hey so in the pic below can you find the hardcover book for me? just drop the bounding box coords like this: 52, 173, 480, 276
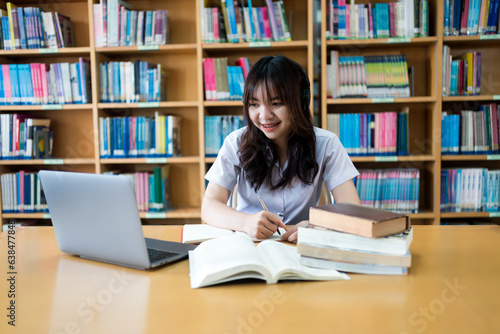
309, 203, 410, 238
188, 234, 349, 288
298, 224, 413, 255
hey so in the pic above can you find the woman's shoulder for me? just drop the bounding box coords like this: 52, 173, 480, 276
225, 126, 248, 144
313, 127, 339, 142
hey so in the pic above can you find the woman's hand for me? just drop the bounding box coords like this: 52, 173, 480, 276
280, 220, 309, 243
244, 211, 286, 239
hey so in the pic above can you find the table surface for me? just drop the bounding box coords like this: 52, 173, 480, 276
1, 225, 500, 334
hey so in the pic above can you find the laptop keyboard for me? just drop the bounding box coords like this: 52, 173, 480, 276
147, 248, 180, 263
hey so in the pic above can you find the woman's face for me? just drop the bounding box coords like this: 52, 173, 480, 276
248, 84, 292, 149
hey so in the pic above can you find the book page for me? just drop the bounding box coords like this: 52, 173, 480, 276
189, 235, 272, 288
182, 224, 235, 243
234, 227, 286, 242
256, 241, 350, 283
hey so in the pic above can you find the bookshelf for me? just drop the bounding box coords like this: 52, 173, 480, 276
0, 0, 314, 227
2, 0, 498, 228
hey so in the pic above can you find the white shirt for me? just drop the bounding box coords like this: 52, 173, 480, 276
205, 127, 359, 225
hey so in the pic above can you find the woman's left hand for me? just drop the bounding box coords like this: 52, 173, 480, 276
280, 220, 309, 243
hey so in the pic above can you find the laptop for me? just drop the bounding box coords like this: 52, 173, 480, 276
39, 170, 197, 270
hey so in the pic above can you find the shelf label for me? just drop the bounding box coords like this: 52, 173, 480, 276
42, 104, 63, 110
490, 212, 500, 218
375, 156, 398, 162
388, 37, 411, 43
138, 45, 159, 51
145, 212, 167, 219
39, 48, 59, 54
43, 213, 51, 219
249, 41, 271, 48
479, 34, 500, 40
138, 102, 160, 108
146, 157, 168, 164
44, 159, 64, 165
487, 154, 500, 160
372, 98, 395, 103
493, 95, 500, 101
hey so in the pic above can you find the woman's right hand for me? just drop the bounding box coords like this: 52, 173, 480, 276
244, 211, 286, 239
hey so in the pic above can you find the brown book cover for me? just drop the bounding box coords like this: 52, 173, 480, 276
309, 203, 410, 238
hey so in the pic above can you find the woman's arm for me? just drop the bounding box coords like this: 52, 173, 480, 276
201, 181, 285, 239
331, 179, 361, 205
280, 180, 360, 242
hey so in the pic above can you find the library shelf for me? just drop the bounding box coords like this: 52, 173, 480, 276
0, 158, 96, 166
97, 101, 199, 109
100, 156, 200, 164
326, 97, 436, 105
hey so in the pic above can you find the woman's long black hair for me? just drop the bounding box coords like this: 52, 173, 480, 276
239, 55, 318, 191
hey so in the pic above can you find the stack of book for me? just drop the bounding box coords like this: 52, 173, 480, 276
1, 171, 48, 213
355, 168, 420, 213
327, 108, 409, 156
99, 61, 166, 103
440, 168, 500, 213
205, 115, 245, 157
0, 115, 52, 160
0, 59, 91, 105
443, 0, 500, 36
441, 105, 500, 155
298, 203, 412, 275
200, 0, 291, 44
202, 57, 248, 101
326, 0, 429, 40
93, 0, 169, 47
0, 3, 74, 50
442, 46, 482, 97
98, 112, 181, 158
327, 51, 411, 99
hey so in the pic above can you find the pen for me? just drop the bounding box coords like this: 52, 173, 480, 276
257, 196, 281, 236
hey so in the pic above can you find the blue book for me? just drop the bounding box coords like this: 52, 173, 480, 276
17, 7, 27, 49
0, 68, 4, 105
35, 8, 44, 48
2, 17, 12, 50
145, 11, 153, 45
123, 117, 129, 157
225, 0, 239, 42
490, 0, 500, 34
113, 62, 120, 103
247, 0, 256, 40
126, 10, 131, 46
338, 3, 346, 39
354, 113, 361, 155
9, 64, 21, 105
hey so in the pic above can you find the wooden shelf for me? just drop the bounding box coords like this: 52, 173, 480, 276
442, 95, 500, 102
139, 207, 201, 219
327, 97, 436, 104
202, 40, 309, 50
443, 35, 500, 44
98, 101, 199, 109
326, 36, 438, 46
100, 156, 200, 164
0, 104, 93, 111
95, 43, 197, 54
0, 47, 91, 57
442, 154, 500, 161
441, 212, 500, 219
0, 158, 96, 166
351, 155, 435, 163
203, 100, 243, 107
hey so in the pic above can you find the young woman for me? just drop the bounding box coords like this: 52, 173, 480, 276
202, 55, 360, 242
